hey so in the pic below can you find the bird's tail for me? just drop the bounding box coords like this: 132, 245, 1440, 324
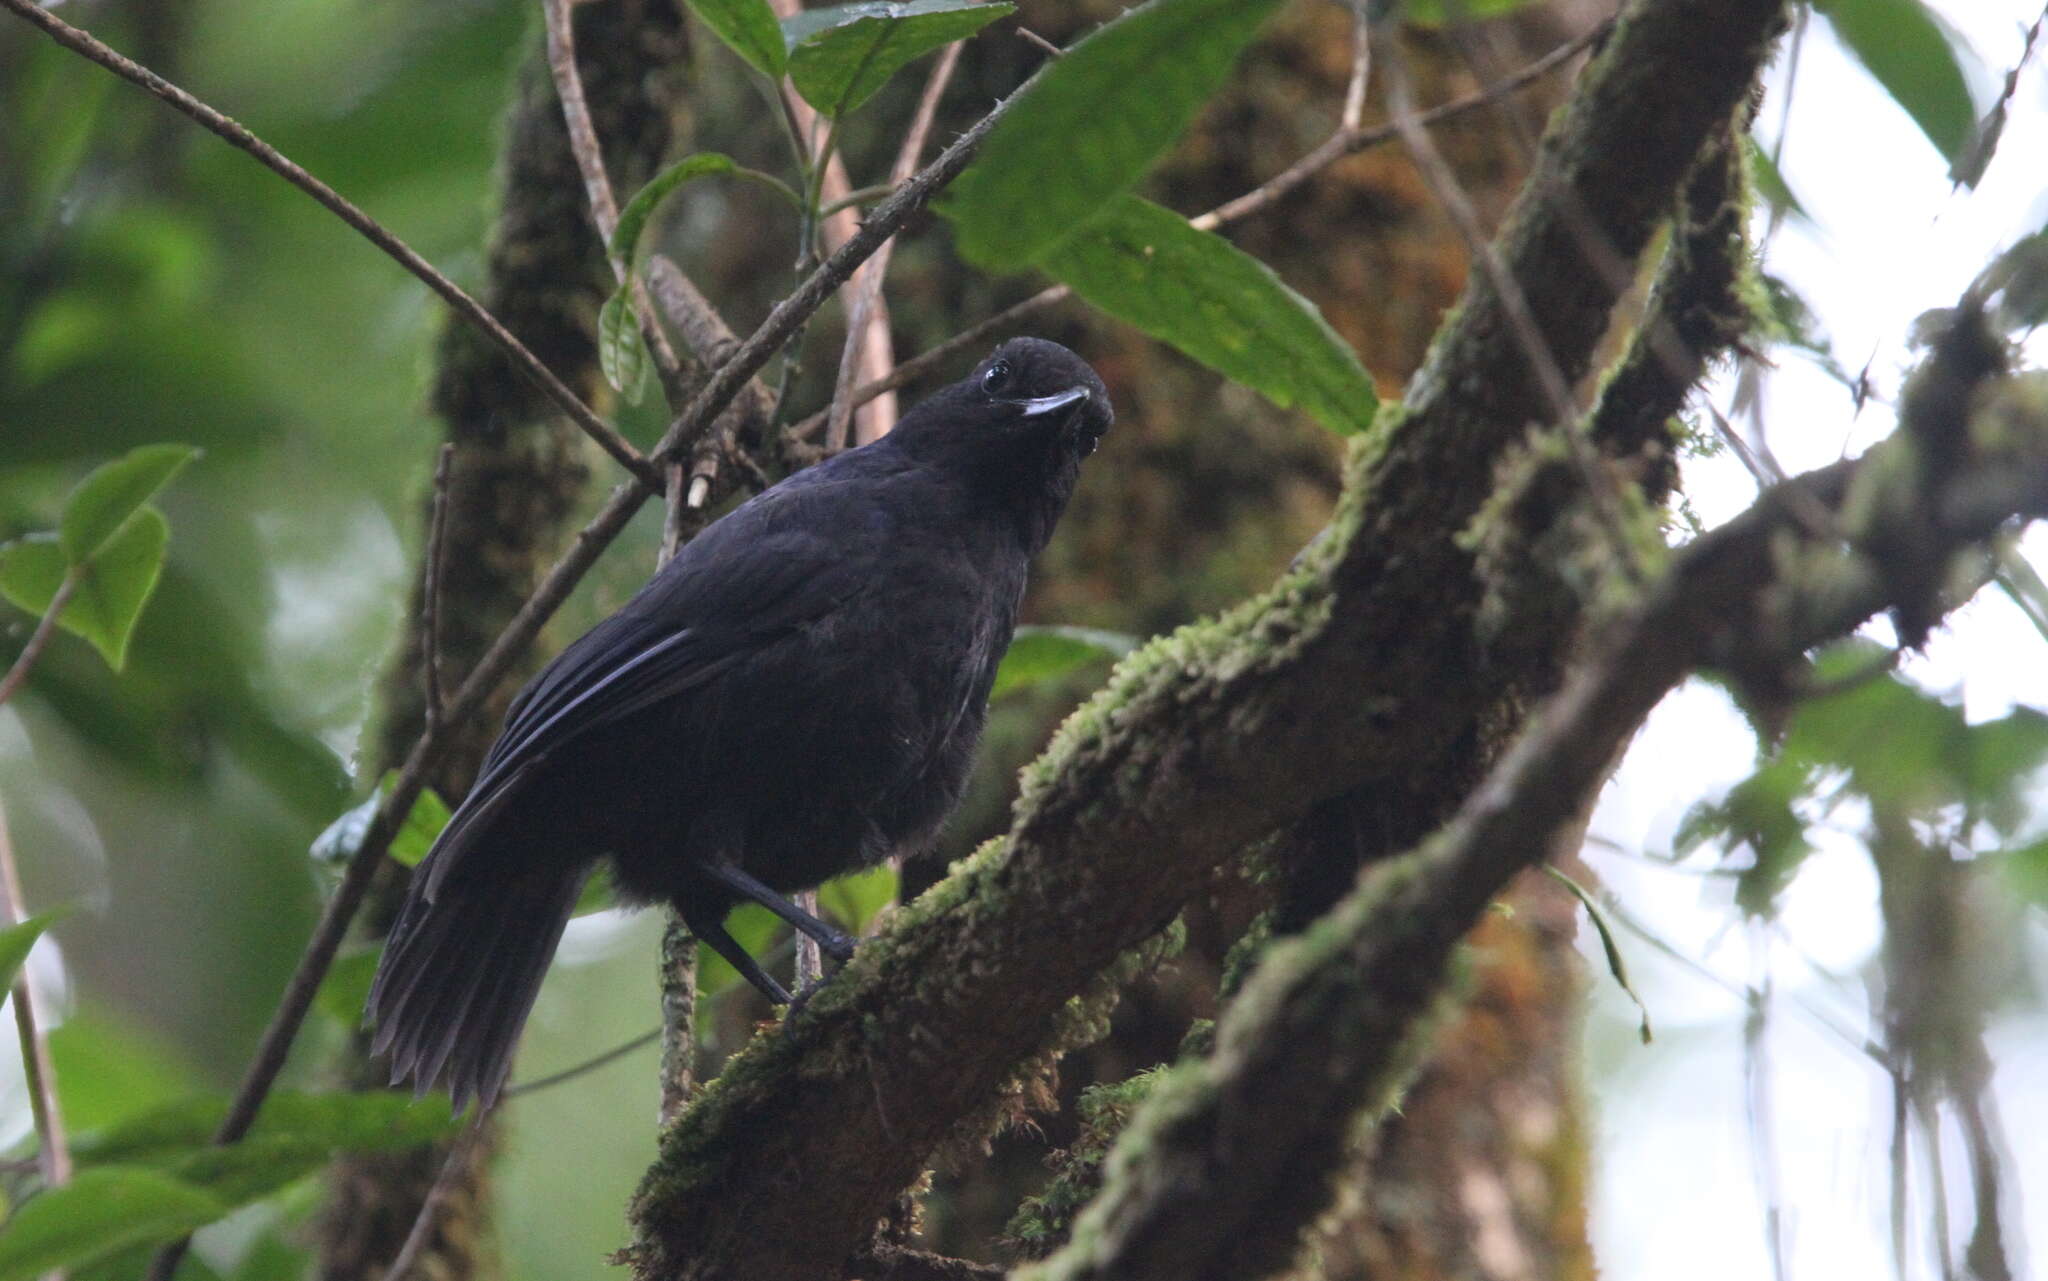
366, 858, 586, 1113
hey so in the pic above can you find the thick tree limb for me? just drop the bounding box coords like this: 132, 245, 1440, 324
625, 2, 1788, 1278
1025, 302, 2044, 1281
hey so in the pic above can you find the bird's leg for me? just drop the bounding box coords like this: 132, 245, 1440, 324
675, 896, 796, 1007
695, 862, 856, 963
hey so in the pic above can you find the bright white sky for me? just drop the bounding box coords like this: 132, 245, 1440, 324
1585, 5, 2048, 1277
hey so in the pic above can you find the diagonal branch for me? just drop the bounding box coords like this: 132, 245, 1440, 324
625, 2, 1789, 1278
135, 61, 1042, 1252
0, 0, 661, 491
1026, 300, 2044, 1281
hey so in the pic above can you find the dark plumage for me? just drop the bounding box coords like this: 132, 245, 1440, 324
367, 338, 1112, 1110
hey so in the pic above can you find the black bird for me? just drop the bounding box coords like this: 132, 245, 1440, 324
367, 338, 1112, 1110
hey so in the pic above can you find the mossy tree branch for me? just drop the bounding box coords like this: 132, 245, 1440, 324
319, 5, 690, 1279
1026, 300, 2045, 1281
625, 2, 1788, 1278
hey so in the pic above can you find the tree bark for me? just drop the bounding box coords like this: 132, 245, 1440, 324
316, 4, 690, 1278
624, 2, 1788, 1277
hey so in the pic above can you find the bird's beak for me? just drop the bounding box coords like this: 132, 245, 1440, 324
1017, 386, 1090, 418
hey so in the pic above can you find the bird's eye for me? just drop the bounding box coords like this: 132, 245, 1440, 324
981, 360, 1013, 395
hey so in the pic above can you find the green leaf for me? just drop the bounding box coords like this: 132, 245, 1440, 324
1396, 0, 1543, 25
1745, 139, 1810, 226
0, 909, 66, 993
50, 1011, 204, 1132
696, 904, 781, 996
313, 948, 381, 1024
389, 783, 453, 868
1040, 196, 1379, 434
71, 1090, 461, 1206
2005, 833, 2048, 910
58, 443, 200, 565
0, 1167, 226, 1281
1676, 756, 1815, 919
992, 625, 1138, 698
0, 508, 170, 671
610, 152, 740, 264
308, 775, 452, 868
1816, 0, 1979, 165
1542, 866, 1651, 1043
598, 286, 649, 405
783, 0, 1012, 119
817, 864, 898, 934
942, 0, 1283, 271
683, 0, 787, 78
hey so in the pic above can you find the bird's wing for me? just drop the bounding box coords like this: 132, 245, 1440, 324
422, 468, 893, 894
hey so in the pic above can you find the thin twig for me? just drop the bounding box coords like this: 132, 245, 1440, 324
0, 572, 80, 708
789, 21, 1605, 450
825, 43, 964, 451
0, 0, 660, 491
380, 1121, 484, 1281
421, 445, 454, 738
539, 0, 691, 398
1015, 26, 1065, 59
505, 1026, 663, 1098
846, 1243, 1005, 1281
1381, 25, 1643, 577
142, 74, 1032, 1281
794, 889, 823, 991
1196, 19, 1602, 230
0, 795, 69, 1191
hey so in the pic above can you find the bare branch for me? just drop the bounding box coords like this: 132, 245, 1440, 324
0, 0, 660, 491
421, 445, 455, 739
539, 0, 692, 396
825, 43, 964, 451
0, 796, 69, 1192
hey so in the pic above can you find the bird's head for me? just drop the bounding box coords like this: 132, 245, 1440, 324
967, 337, 1114, 458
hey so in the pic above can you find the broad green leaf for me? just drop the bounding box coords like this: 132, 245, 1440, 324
683, 0, 787, 78
1784, 656, 1960, 809
58, 443, 199, 565
1816, 0, 1978, 165
72, 1091, 461, 1205
599, 286, 649, 405
74, 1090, 458, 1165
817, 864, 898, 934
0, 508, 170, 671
308, 775, 452, 868
992, 625, 1138, 698
783, 0, 1012, 118
0, 1167, 226, 1281
610, 153, 740, 264
1397, 0, 1542, 25
1040, 196, 1379, 434
51, 1011, 204, 1132
0, 909, 66, 993
943, 0, 1283, 270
